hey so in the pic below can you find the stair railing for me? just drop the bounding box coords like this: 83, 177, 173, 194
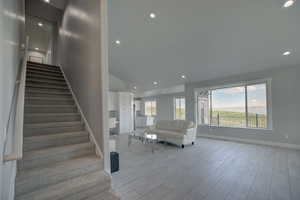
3, 36, 29, 162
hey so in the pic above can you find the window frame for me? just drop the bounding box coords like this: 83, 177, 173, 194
174, 96, 186, 120
195, 79, 272, 130
144, 100, 157, 117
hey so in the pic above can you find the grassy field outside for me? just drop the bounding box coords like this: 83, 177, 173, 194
211, 110, 267, 128
175, 108, 186, 120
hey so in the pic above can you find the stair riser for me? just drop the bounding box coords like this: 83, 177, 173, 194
18, 147, 94, 171
27, 71, 63, 79
25, 94, 73, 100
25, 106, 77, 114
26, 84, 68, 90
27, 74, 65, 81
27, 80, 67, 87
27, 71, 64, 78
25, 92, 71, 98
16, 162, 103, 196
27, 82, 67, 89
27, 67, 62, 74
25, 99, 74, 105
24, 124, 85, 137
27, 64, 61, 71
23, 134, 90, 152
24, 114, 81, 124
26, 86, 69, 93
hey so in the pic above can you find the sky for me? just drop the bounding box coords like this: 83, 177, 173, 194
212, 84, 267, 114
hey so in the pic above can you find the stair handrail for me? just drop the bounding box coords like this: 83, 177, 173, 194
3, 36, 29, 162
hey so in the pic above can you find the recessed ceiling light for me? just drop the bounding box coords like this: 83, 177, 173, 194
133, 86, 137, 90
283, 0, 295, 8
44, 0, 50, 3
153, 81, 158, 85
115, 40, 121, 45
283, 51, 291, 56
38, 22, 43, 27
35, 47, 39, 50
181, 75, 186, 79
149, 13, 156, 19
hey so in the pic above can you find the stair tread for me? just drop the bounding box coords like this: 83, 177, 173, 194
26, 90, 71, 95
27, 71, 64, 78
25, 104, 75, 108
22, 142, 93, 161
24, 131, 87, 139
26, 96, 72, 101
17, 155, 101, 181
25, 121, 83, 128
26, 81, 67, 87
16, 170, 110, 200
27, 79, 66, 85
27, 65, 61, 71
27, 62, 60, 69
27, 66, 62, 73
26, 84, 68, 90
27, 74, 65, 81
16, 155, 103, 196
25, 112, 78, 116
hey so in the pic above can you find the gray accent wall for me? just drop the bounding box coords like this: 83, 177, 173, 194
58, 0, 109, 171
185, 66, 300, 145
0, 0, 25, 199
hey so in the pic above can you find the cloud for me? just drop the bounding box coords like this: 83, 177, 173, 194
222, 87, 245, 94
218, 85, 258, 95
247, 86, 257, 91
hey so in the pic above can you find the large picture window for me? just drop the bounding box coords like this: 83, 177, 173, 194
174, 97, 186, 120
145, 100, 157, 116
197, 81, 269, 129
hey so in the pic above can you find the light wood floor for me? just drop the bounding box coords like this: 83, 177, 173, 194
111, 134, 300, 200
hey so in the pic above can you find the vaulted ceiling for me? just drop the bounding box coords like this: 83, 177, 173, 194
108, 0, 300, 91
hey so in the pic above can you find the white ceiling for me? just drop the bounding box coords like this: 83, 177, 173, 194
108, 0, 300, 91
26, 16, 53, 52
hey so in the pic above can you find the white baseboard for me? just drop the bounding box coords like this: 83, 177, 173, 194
60, 67, 103, 158
9, 161, 17, 200
198, 134, 300, 150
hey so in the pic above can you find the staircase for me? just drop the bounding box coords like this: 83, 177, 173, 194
15, 62, 119, 200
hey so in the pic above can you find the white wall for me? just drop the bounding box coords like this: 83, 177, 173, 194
58, 0, 110, 172
109, 74, 129, 91
26, 15, 57, 65
27, 50, 46, 63
118, 92, 134, 133
185, 66, 300, 146
141, 93, 185, 121
0, 0, 25, 199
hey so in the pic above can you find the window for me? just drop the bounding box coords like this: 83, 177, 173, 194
174, 97, 186, 120
247, 84, 268, 128
145, 100, 157, 116
197, 82, 269, 129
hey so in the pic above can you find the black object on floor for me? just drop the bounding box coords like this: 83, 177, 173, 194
110, 152, 119, 173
